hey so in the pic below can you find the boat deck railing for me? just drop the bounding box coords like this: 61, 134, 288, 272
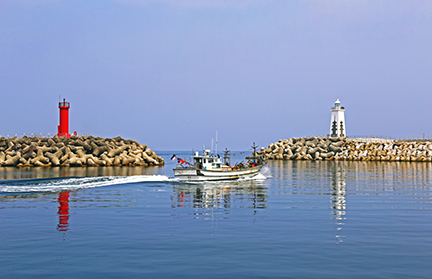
175, 162, 262, 171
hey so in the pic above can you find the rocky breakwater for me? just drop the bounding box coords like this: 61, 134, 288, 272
259, 137, 432, 162
259, 137, 346, 160
0, 136, 164, 167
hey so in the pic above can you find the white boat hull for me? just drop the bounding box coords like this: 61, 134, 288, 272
173, 166, 263, 181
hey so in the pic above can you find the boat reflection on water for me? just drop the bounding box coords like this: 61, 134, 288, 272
171, 180, 268, 219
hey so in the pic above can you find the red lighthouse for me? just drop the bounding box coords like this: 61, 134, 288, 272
57, 98, 71, 138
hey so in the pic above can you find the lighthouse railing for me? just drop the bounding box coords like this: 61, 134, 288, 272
58, 101, 70, 108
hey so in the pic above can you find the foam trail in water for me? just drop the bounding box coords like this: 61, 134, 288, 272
0, 175, 170, 194
260, 166, 272, 178
253, 173, 267, 180
238, 173, 267, 181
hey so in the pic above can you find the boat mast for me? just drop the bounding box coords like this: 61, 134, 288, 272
223, 148, 231, 166
251, 142, 258, 158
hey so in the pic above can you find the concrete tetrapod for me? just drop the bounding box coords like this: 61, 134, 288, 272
0, 135, 164, 167
260, 137, 432, 162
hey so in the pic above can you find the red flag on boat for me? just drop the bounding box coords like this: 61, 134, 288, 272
172, 154, 188, 165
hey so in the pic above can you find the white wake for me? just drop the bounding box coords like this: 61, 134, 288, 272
0, 175, 171, 194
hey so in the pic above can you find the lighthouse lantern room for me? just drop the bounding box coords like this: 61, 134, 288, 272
330, 99, 346, 138
58, 98, 71, 138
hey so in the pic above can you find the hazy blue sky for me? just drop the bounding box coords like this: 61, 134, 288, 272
1, 0, 431, 150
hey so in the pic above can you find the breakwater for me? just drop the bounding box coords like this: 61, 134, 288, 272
259, 137, 432, 162
0, 136, 164, 167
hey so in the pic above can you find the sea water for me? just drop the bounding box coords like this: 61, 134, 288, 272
1, 151, 432, 278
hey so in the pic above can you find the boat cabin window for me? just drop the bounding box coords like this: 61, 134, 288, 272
212, 163, 221, 168
208, 158, 214, 163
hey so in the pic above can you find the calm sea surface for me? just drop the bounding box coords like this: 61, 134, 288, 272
1, 151, 432, 278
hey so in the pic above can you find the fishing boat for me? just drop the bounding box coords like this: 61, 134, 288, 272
172, 143, 266, 181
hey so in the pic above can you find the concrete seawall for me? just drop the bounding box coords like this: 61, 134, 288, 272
0, 135, 164, 167
259, 137, 432, 162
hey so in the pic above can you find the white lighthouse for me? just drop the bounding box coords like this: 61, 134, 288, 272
330, 99, 346, 138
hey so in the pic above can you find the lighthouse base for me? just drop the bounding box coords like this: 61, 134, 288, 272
57, 125, 71, 138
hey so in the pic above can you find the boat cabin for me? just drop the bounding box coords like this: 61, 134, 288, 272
192, 150, 223, 170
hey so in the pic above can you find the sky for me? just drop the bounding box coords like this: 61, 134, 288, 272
1, 0, 432, 151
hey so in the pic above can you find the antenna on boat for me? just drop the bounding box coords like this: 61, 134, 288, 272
211, 138, 214, 156
215, 130, 218, 156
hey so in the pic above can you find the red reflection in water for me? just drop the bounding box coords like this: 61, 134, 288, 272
178, 191, 184, 207
57, 191, 71, 232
